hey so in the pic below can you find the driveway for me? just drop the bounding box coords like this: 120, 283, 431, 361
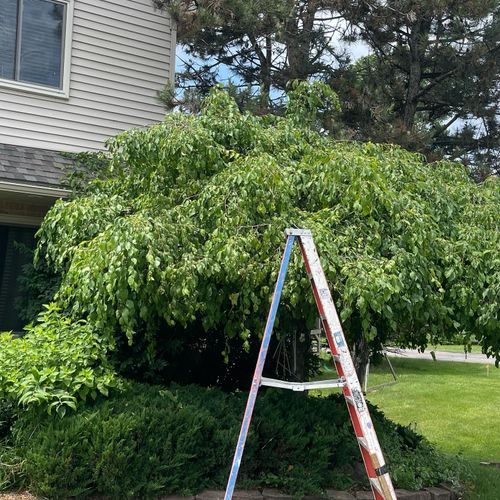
386, 348, 497, 365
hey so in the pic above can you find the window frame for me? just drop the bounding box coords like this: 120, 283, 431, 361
0, 0, 74, 99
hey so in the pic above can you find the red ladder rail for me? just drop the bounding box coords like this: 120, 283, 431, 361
296, 229, 396, 500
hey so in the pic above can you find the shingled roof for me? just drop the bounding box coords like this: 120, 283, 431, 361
0, 143, 73, 188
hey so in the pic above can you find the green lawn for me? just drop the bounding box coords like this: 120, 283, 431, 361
315, 357, 500, 499
367, 358, 500, 460
467, 463, 500, 500
369, 358, 500, 499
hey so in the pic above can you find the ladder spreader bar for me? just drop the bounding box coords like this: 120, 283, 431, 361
261, 377, 345, 391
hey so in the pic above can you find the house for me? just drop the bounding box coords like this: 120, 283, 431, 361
0, 0, 176, 331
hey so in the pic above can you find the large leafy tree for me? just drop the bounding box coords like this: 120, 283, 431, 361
36, 87, 500, 389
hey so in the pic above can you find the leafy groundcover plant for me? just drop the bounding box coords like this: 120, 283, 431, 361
3, 383, 469, 498
0, 304, 118, 417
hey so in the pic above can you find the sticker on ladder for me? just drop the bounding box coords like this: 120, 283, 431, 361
333, 331, 345, 348
352, 389, 365, 412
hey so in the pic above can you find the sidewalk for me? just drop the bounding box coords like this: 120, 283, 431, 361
386, 348, 497, 365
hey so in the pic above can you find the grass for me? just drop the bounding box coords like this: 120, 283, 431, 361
315, 357, 500, 498
366, 358, 500, 499
366, 357, 500, 460
467, 463, 500, 500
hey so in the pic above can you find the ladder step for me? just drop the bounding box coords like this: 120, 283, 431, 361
285, 228, 312, 236
369, 478, 384, 497
357, 436, 370, 450
261, 377, 345, 391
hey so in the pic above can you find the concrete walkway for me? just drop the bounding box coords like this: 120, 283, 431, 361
386, 348, 497, 365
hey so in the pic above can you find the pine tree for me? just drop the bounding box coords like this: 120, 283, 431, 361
156, 0, 499, 176
337, 0, 500, 178
156, 0, 349, 112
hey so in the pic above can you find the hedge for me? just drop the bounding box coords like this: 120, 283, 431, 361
1, 382, 469, 498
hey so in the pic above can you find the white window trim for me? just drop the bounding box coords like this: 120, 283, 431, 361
0, 0, 74, 99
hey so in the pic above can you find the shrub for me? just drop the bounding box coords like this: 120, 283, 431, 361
0, 304, 119, 416
9, 383, 469, 498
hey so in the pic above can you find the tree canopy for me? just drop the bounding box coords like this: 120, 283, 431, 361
35, 87, 500, 390
156, 0, 348, 112
158, 0, 500, 177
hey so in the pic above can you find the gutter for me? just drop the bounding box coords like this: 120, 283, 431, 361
0, 180, 70, 198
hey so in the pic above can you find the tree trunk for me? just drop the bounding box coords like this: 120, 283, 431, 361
403, 16, 431, 131
403, 22, 422, 131
248, 33, 272, 113
285, 1, 318, 83
352, 333, 370, 390
259, 35, 272, 111
294, 330, 311, 382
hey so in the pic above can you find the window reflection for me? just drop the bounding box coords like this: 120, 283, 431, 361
0, 0, 66, 89
0, 0, 18, 80
20, 0, 64, 87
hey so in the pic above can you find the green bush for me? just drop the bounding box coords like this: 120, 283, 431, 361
0, 304, 119, 416
8, 383, 469, 498
0, 399, 23, 490
34, 86, 500, 391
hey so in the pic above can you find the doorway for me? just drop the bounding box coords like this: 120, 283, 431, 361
0, 224, 37, 332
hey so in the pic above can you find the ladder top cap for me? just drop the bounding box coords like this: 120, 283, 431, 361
285, 228, 312, 236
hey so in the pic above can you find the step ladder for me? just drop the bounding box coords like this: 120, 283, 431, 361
224, 229, 397, 500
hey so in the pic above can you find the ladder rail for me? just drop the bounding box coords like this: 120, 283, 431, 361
296, 233, 396, 500
224, 235, 296, 500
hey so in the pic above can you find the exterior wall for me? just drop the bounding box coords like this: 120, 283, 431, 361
0, 0, 175, 152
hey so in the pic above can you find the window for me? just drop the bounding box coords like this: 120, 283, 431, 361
0, 0, 72, 95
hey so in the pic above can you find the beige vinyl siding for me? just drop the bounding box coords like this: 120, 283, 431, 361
0, 0, 174, 152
